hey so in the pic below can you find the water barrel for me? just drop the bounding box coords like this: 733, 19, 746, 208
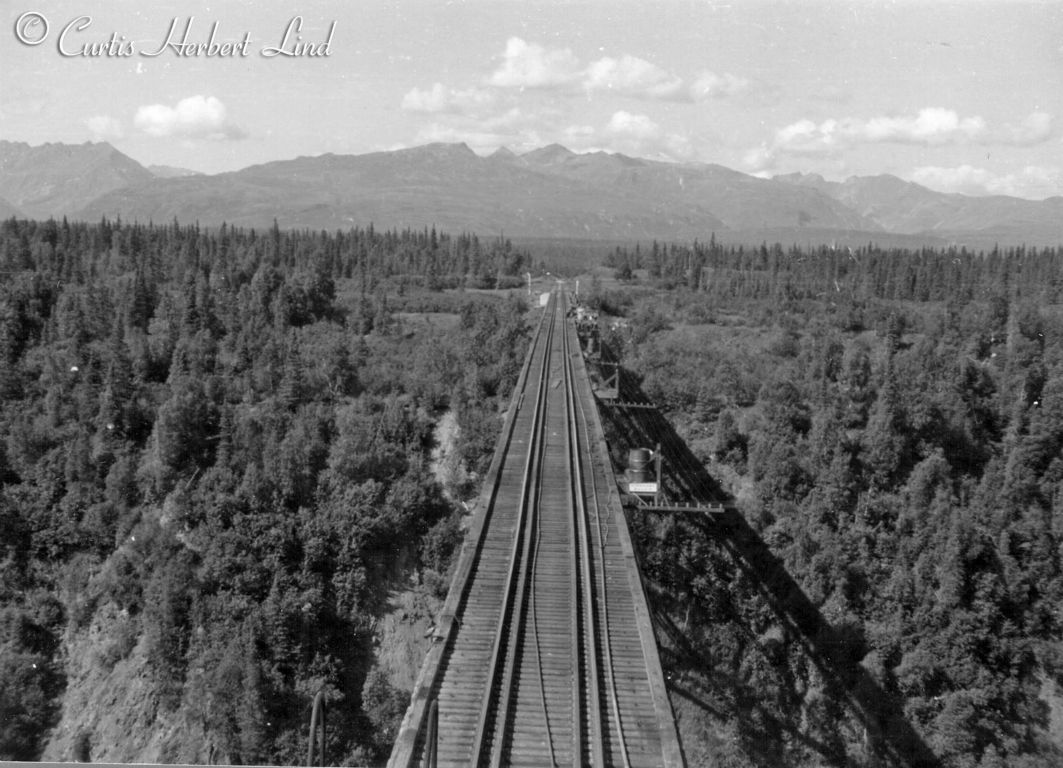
627, 448, 653, 483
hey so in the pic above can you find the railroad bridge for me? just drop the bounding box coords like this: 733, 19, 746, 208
1, 294, 942, 768
388, 292, 686, 768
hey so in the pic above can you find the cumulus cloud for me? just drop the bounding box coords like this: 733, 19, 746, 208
413, 107, 547, 153
487, 38, 716, 102
413, 106, 699, 163
606, 110, 663, 140
414, 121, 543, 154
86, 115, 123, 141
416, 124, 518, 150
689, 71, 751, 100
742, 145, 775, 172
584, 55, 684, 99
488, 37, 582, 89
910, 164, 1061, 199
597, 111, 695, 160
909, 165, 1000, 195
134, 95, 246, 140
746, 108, 1052, 172
403, 37, 758, 161
775, 119, 841, 155
401, 83, 497, 114
862, 108, 986, 143
561, 124, 598, 145
1004, 111, 1052, 145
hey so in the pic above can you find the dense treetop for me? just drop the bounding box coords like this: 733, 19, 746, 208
589, 237, 1063, 767
0, 216, 530, 762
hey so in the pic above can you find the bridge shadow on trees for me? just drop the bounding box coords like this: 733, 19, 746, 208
593, 355, 940, 768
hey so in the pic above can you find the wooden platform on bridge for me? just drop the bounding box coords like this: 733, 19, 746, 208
388, 293, 684, 767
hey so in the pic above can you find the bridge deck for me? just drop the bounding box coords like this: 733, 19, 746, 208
388, 294, 683, 767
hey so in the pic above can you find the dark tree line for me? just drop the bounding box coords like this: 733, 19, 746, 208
607, 236, 1063, 306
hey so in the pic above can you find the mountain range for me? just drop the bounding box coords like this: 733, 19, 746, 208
1, 139, 1061, 249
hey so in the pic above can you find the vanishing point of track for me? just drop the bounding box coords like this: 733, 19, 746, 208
389, 292, 683, 768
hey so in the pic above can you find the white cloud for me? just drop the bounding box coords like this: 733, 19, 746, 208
487, 38, 698, 102
401, 83, 497, 114
909, 165, 999, 195
86, 115, 123, 141
415, 122, 543, 154
134, 95, 246, 141
413, 107, 547, 153
606, 110, 662, 140
597, 111, 695, 160
776, 118, 840, 154
404, 37, 761, 162
488, 37, 582, 89
1004, 111, 1052, 145
746, 108, 1052, 173
690, 71, 751, 100
561, 124, 598, 145
909, 164, 1062, 199
862, 108, 986, 143
743, 145, 775, 171
584, 55, 684, 99
416, 106, 701, 163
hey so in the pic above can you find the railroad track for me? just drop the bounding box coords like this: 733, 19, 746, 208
390, 292, 681, 768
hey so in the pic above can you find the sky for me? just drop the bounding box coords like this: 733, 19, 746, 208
2, 0, 1061, 198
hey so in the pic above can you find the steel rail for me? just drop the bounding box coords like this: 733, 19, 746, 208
527, 450, 560, 768
386, 289, 553, 768
471, 293, 557, 767
391, 289, 685, 768
560, 293, 605, 767
487, 311, 553, 765
568, 310, 632, 768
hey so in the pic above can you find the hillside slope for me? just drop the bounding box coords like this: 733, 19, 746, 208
0, 141, 153, 220
776, 171, 1063, 244
79, 143, 732, 239
1, 139, 1060, 246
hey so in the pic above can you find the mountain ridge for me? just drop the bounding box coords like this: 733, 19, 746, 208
0, 140, 154, 220
772, 170, 1063, 243
147, 164, 203, 179
1, 139, 1060, 247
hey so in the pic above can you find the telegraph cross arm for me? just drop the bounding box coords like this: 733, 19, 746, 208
598, 398, 659, 410
627, 498, 734, 517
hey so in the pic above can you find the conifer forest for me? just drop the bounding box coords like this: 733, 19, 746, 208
0, 218, 531, 763
2, 217, 1063, 767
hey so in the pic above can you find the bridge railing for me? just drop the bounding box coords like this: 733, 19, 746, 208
387, 296, 553, 768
